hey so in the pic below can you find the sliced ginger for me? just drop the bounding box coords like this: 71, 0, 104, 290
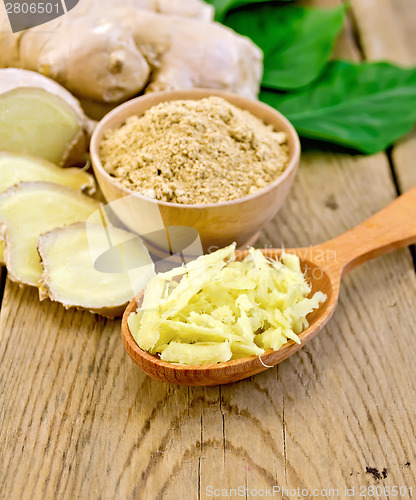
0, 89, 83, 166
38, 222, 155, 318
0, 182, 101, 286
0, 69, 94, 166
0, 152, 95, 264
0, 152, 95, 194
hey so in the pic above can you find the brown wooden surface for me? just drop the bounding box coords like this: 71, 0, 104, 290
1, 2, 416, 499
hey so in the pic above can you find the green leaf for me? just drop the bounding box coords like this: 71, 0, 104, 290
260, 61, 416, 154
225, 4, 346, 90
204, 0, 292, 22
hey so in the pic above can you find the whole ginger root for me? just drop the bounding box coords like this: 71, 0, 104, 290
0, 12, 151, 103
118, 9, 262, 99
0, 0, 262, 105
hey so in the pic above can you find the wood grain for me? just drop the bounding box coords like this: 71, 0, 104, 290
1, 2, 416, 499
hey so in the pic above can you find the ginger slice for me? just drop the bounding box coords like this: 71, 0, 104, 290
0, 152, 95, 195
0, 182, 101, 286
38, 222, 155, 318
0, 152, 95, 265
0, 69, 94, 166
0, 89, 82, 166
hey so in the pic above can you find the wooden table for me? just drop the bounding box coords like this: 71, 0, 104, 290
1, 1, 415, 498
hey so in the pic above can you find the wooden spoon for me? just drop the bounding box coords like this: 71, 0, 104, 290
122, 186, 416, 386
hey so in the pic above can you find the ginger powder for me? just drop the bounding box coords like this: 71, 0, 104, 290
100, 97, 289, 204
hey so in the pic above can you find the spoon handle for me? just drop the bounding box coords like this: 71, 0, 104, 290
321, 185, 416, 275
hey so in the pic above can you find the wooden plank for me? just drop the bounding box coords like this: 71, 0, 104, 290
262, 153, 416, 497
0, 283, 202, 499
349, 0, 416, 193
1, 3, 416, 500
388, 0, 416, 194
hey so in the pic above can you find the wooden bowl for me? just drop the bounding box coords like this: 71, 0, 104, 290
90, 89, 300, 252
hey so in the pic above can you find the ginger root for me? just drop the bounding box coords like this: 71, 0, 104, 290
0, 69, 94, 165
0, 152, 95, 264
0, 1, 262, 105
0, 152, 95, 195
119, 9, 262, 99
0, 182, 101, 286
38, 222, 155, 318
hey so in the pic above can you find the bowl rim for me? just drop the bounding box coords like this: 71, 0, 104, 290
90, 88, 301, 209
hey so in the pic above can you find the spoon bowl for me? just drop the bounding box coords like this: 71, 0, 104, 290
122, 252, 338, 385
122, 186, 416, 385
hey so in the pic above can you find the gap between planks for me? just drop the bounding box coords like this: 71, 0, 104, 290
386, 148, 416, 270
0, 267, 6, 311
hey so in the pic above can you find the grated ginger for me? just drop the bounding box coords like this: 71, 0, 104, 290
128, 244, 327, 365
100, 97, 289, 204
